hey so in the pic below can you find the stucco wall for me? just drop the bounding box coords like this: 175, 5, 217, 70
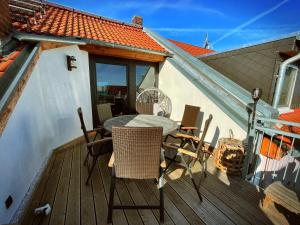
0, 45, 92, 223
159, 60, 247, 146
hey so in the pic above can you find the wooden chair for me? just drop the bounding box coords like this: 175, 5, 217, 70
107, 127, 165, 223
165, 104, 200, 144
97, 103, 113, 124
77, 107, 113, 185
163, 114, 213, 201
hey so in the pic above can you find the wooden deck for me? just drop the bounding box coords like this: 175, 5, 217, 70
18, 141, 298, 225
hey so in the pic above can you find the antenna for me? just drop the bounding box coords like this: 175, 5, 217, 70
203, 33, 211, 49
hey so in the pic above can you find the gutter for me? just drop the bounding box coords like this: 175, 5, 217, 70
272, 53, 300, 108
14, 32, 171, 57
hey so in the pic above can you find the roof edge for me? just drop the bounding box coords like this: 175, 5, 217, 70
46, 1, 142, 29
197, 31, 300, 58
14, 32, 171, 57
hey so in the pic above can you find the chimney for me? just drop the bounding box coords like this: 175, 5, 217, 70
0, 0, 12, 47
132, 16, 143, 26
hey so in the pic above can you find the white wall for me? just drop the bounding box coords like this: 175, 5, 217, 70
0, 45, 92, 223
159, 60, 247, 146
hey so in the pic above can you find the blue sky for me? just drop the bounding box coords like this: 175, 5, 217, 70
50, 0, 300, 51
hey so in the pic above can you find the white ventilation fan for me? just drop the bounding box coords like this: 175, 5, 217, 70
136, 88, 172, 117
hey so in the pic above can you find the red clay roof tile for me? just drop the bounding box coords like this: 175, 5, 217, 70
168, 39, 214, 56
12, 3, 167, 53
0, 48, 23, 77
279, 109, 300, 134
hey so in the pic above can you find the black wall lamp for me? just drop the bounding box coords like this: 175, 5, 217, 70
67, 55, 77, 71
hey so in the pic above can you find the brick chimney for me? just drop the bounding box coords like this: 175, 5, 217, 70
132, 15, 143, 26
0, 0, 12, 47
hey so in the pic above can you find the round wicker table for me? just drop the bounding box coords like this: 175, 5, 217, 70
103, 114, 177, 136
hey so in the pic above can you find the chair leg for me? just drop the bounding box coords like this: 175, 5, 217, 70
107, 169, 116, 224
85, 157, 97, 185
83, 152, 90, 166
159, 168, 164, 222
179, 153, 202, 202
159, 187, 164, 222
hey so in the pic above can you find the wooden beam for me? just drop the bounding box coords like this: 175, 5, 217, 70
41, 41, 70, 50
79, 44, 165, 62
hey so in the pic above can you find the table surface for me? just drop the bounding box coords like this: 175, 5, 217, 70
103, 114, 178, 136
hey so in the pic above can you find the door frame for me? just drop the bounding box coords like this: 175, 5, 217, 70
89, 55, 159, 127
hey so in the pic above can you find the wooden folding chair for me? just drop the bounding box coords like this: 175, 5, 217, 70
163, 114, 213, 201
107, 127, 165, 223
77, 107, 112, 185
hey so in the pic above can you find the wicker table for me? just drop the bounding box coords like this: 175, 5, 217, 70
104, 114, 177, 136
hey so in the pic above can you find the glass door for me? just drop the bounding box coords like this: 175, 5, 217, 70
96, 63, 128, 115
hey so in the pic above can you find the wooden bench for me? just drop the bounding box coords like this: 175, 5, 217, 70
263, 181, 300, 214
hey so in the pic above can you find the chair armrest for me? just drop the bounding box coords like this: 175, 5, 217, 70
87, 127, 104, 134
175, 133, 200, 142
177, 148, 197, 158
87, 137, 112, 148
162, 142, 180, 151
108, 152, 114, 167
181, 126, 198, 130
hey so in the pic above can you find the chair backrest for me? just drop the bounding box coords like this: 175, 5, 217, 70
112, 127, 163, 179
97, 103, 113, 124
77, 107, 89, 143
181, 104, 200, 127
196, 114, 213, 158
136, 102, 154, 115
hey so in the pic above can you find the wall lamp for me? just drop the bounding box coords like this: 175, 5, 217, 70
67, 55, 77, 71
251, 88, 262, 128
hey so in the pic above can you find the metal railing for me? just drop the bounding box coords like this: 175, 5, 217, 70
246, 116, 300, 190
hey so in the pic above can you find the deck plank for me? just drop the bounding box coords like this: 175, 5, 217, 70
124, 179, 159, 225
48, 146, 73, 225
32, 151, 66, 225
136, 180, 175, 225
65, 144, 81, 225
80, 142, 97, 225
145, 180, 205, 225
92, 155, 109, 225
99, 155, 128, 225
18, 143, 285, 225
20, 153, 56, 225
166, 170, 235, 225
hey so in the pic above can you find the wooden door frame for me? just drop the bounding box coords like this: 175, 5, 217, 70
89, 55, 159, 127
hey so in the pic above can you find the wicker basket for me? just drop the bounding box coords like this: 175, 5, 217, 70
214, 132, 244, 176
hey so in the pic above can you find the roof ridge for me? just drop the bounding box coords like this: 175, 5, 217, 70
46, 1, 142, 30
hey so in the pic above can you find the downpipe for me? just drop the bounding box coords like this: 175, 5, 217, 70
272, 53, 300, 108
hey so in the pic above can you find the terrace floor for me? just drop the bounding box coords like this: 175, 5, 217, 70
19, 140, 299, 225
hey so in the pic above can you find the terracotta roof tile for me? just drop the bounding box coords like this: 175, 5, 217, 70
12, 3, 167, 53
168, 39, 214, 56
0, 49, 22, 78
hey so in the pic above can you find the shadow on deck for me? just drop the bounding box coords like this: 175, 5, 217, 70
18, 141, 298, 225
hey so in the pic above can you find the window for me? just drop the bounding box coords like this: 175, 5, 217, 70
136, 65, 156, 95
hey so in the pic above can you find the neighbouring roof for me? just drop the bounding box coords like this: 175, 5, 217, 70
168, 39, 214, 56
279, 109, 300, 134
198, 32, 300, 58
0, 47, 23, 77
11, 2, 167, 54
